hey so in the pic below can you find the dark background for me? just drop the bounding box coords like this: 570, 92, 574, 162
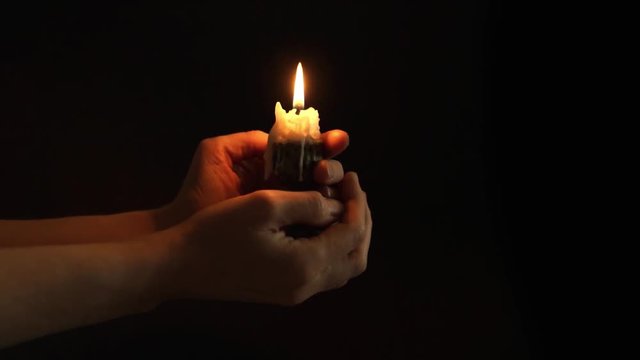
0, 1, 555, 358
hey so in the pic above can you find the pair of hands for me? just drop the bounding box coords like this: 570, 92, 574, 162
158, 130, 372, 305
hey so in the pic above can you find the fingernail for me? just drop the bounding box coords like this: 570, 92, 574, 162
326, 163, 335, 181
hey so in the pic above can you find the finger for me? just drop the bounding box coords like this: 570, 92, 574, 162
348, 192, 372, 276
321, 130, 349, 158
313, 159, 344, 185
233, 157, 265, 193
309, 172, 367, 277
207, 130, 268, 164
337, 172, 366, 233
363, 200, 372, 254
321, 172, 365, 252
257, 190, 344, 228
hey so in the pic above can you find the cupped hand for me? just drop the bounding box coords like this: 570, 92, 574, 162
163, 130, 349, 226
161, 172, 371, 305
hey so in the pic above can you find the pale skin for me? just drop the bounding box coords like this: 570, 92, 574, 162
0, 130, 372, 348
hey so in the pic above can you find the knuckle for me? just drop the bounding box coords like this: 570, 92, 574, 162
308, 191, 326, 214
251, 190, 278, 214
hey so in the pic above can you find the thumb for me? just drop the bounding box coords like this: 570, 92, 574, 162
209, 130, 268, 164
252, 190, 343, 228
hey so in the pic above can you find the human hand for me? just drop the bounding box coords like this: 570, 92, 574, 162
160, 130, 349, 228
159, 172, 371, 305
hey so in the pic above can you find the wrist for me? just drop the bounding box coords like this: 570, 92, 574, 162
150, 201, 192, 231
139, 222, 193, 307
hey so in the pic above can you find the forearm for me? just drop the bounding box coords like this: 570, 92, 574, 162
0, 230, 177, 347
0, 204, 180, 247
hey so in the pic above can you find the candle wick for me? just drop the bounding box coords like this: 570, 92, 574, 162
295, 108, 301, 115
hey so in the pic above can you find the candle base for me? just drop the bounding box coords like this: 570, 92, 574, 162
265, 140, 323, 189
264, 139, 324, 238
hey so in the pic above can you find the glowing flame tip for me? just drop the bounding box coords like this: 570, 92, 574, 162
293, 62, 304, 110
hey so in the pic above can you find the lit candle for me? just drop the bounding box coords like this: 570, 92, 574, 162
264, 62, 323, 189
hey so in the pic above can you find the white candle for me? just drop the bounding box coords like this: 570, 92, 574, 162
264, 62, 323, 183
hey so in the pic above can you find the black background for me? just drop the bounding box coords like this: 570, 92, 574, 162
0, 1, 556, 358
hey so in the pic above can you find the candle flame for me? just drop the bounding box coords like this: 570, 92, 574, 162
293, 62, 304, 110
